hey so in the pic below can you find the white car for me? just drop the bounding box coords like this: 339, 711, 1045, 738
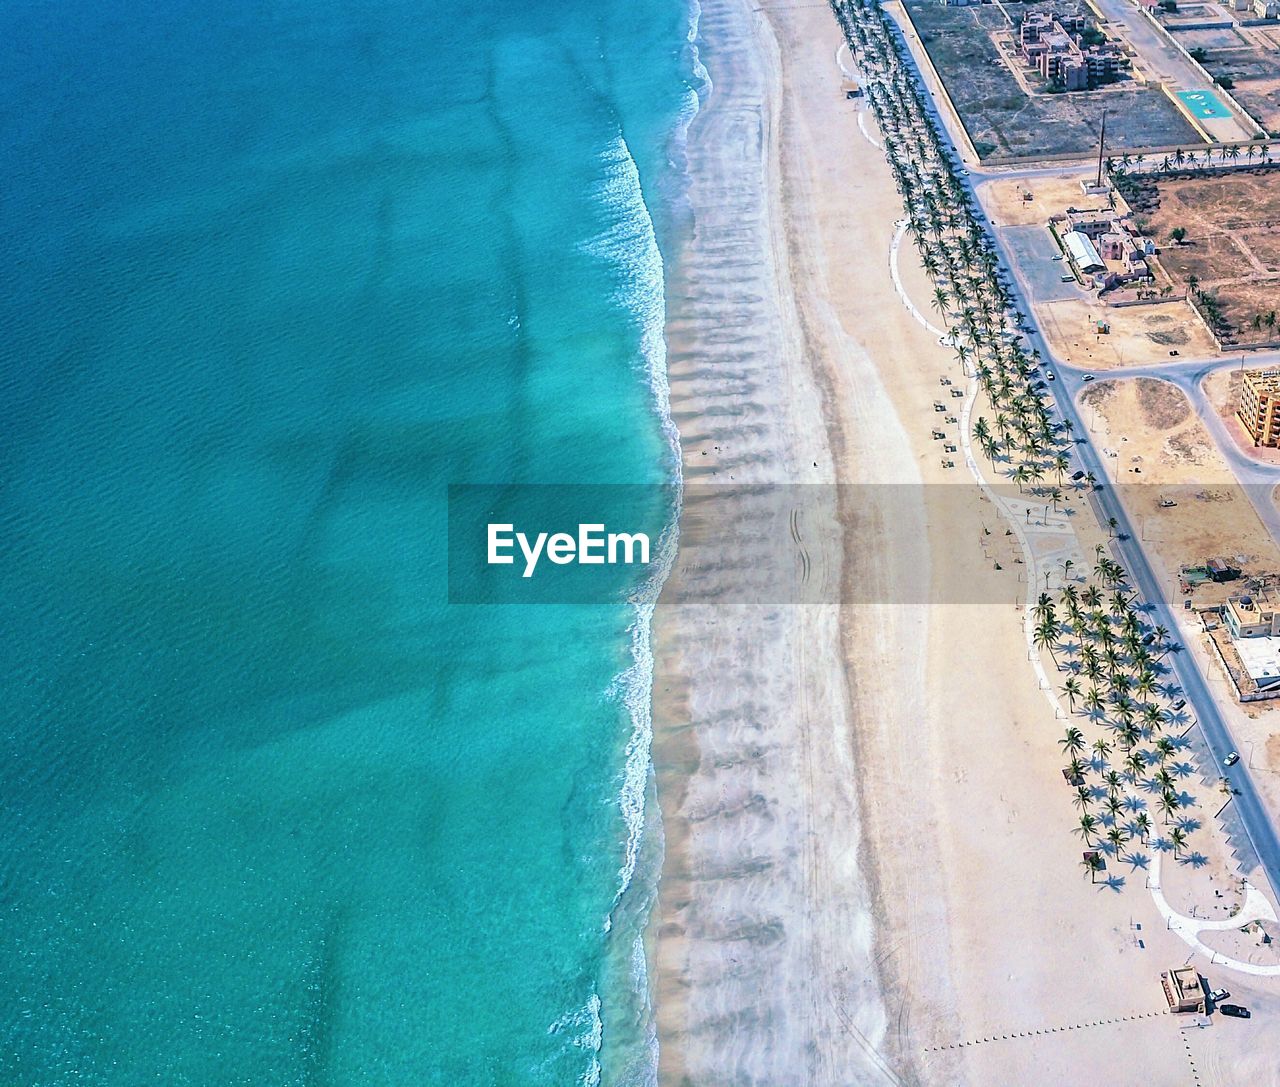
1211, 988, 1229, 1002
1082, 374, 1095, 382
1224, 752, 1240, 767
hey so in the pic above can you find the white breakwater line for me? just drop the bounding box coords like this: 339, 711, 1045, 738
884, 214, 1280, 976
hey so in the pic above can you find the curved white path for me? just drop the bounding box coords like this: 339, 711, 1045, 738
889, 220, 947, 339
836, 41, 883, 150
836, 41, 856, 79
888, 225, 1280, 978
1149, 851, 1280, 976
859, 109, 883, 151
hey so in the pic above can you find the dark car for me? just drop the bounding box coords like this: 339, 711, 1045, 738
1219, 1004, 1250, 1018
1172, 698, 1186, 711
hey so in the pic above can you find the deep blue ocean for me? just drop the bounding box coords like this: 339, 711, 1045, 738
0, 1, 700, 1082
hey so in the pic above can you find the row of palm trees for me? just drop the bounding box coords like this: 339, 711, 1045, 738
830, 0, 1070, 498
828, 0, 1204, 881
1107, 142, 1275, 177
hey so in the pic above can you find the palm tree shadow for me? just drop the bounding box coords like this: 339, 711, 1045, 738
1100, 874, 1126, 892
1125, 851, 1150, 871
1180, 851, 1210, 868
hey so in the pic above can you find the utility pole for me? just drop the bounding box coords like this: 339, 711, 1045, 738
1095, 109, 1108, 189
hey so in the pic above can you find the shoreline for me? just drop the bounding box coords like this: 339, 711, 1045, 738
648, 0, 910, 1080
646, 0, 1280, 1081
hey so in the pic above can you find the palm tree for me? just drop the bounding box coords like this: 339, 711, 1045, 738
1169, 826, 1188, 858
1092, 736, 1111, 763
1134, 811, 1152, 842
1076, 812, 1099, 844
1081, 851, 1104, 883
1107, 826, 1129, 854
1158, 788, 1181, 824
1062, 677, 1083, 712
1060, 727, 1086, 759
1085, 681, 1105, 716
1035, 619, 1058, 660
1073, 784, 1093, 810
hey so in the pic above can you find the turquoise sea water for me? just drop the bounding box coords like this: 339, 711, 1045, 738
0, 1, 700, 1082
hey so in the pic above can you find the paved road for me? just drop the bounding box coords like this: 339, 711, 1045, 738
887, 20, 1280, 892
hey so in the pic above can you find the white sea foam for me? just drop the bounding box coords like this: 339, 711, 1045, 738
547, 988, 605, 1087
581, 129, 682, 920
563, 2, 708, 1078
572, 125, 685, 1087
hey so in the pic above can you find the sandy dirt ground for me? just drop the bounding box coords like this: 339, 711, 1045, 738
984, 172, 1109, 228
1036, 295, 1219, 369
1080, 378, 1280, 580
979, 171, 1222, 368
650, 1, 1280, 1083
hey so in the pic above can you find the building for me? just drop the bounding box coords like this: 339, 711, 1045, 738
1064, 230, 1105, 275
1019, 12, 1125, 90
1207, 557, 1242, 582
1161, 967, 1207, 1014
1254, 0, 1279, 18
1225, 591, 1280, 638
1053, 211, 1153, 289
1221, 588, 1280, 692
1239, 368, 1280, 446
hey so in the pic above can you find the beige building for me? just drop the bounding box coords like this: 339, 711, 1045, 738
1238, 368, 1280, 446
1161, 966, 1207, 1013
1020, 12, 1125, 90
1225, 590, 1280, 639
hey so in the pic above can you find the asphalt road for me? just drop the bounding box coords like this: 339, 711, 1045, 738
887, 22, 1280, 891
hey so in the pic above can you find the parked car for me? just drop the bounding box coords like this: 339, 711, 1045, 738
1210, 988, 1229, 1002
1218, 1004, 1250, 1018
1169, 349, 1180, 356
1083, 373, 1095, 382
1046, 371, 1056, 381
1224, 752, 1240, 767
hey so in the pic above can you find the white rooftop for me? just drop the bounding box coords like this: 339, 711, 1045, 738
1064, 230, 1104, 273
1234, 634, 1280, 688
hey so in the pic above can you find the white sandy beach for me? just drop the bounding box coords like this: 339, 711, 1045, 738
650, 0, 1280, 1083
